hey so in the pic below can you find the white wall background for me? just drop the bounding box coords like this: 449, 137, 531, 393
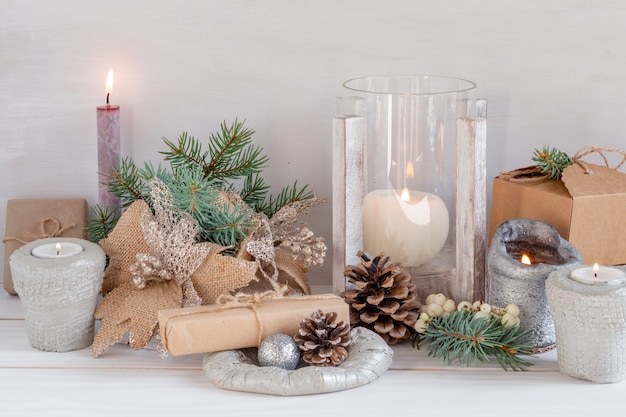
2, 0, 626, 287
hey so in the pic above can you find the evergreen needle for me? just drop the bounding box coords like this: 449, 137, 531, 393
532, 145, 573, 180
413, 310, 535, 371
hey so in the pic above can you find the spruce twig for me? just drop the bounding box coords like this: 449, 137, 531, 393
412, 310, 535, 371
86, 204, 121, 242
255, 181, 315, 218
102, 156, 147, 208
89, 119, 317, 245
532, 146, 573, 180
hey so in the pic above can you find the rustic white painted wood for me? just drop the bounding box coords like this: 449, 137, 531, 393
3, 289, 626, 416
332, 115, 365, 295
455, 99, 488, 302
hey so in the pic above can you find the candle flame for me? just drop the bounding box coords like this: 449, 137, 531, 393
521, 254, 531, 265
105, 68, 114, 95
406, 161, 414, 179
400, 187, 410, 202
55, 242, 61, 256
593, 263, 599, 278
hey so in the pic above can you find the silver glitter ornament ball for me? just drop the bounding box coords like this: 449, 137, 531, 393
257, 333, 300, 370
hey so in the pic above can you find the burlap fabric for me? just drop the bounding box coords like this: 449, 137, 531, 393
93, 199, 260, 357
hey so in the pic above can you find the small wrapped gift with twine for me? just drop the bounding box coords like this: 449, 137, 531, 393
489, 147, 626, 265
3, 199, 88, 295
158, 291, 350, 356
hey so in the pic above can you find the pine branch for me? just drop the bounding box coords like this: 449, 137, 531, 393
86, 204, 121, 242
255, 181, 315, 218
166, 166, 218, 220
204, 119, 268, 182
196, 202, 257, 247
237, 173, 271, 209
532, 146, 573, 180
159, 132, 209, 173
92, 119, 316, 250
413, 310, 535, 371
104, 156, 149, 208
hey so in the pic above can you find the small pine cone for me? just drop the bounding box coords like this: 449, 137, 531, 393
342, 251, 419, 345
294, 309, 352, 366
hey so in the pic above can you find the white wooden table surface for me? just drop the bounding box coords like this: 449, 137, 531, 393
1, 289, 625, 417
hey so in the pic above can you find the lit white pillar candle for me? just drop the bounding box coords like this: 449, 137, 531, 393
363, 188, 449, 266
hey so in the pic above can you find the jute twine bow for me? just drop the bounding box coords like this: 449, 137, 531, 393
2, 217, 76, 245
214, 283, 294, 346
499, 146, 626, 183
571, 146, 626, 174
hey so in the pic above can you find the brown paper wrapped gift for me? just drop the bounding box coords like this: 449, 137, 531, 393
489, 163, 626, 265
3, 198, 88, 295
158, 293, 350, 356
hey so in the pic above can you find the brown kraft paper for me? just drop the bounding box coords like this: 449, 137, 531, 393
158, 294, 350, 356
3, 198, 88, 295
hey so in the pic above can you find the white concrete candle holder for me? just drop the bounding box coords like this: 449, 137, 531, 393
546, 264, 626, 383
10, 237, 105, 352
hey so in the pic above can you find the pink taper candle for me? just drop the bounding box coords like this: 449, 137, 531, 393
96, 68, 121, 212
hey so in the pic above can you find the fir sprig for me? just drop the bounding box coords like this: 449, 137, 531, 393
160, 119, 268, 186
412, 310, 535, 371
198, 202, 257, 247
532, 146, 573, 180
88, 119, 316, 246
235, 173, 271, 210
255, 181, 315, 218
101, 156, 147, 208
86, 204, 121, 243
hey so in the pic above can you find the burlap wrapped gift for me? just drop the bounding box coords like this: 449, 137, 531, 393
3, 198, 88, 295
158, 293, 350, 356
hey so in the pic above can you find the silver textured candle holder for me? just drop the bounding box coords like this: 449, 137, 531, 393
487, 218, 582, 350
10, 237, 106, 352
546, 264, 626, 383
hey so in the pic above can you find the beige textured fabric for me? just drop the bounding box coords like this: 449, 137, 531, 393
192, 250, 259, 305
92, 279, 182, 357
99, 200, 152, 294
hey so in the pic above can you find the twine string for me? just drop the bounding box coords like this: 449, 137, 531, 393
2, 217, 76, 245
499, 146, 626, 183
160, 290, 338, 351
571, 146, 626, 174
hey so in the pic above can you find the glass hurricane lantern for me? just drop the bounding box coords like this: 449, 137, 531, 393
333, 75, 486, 303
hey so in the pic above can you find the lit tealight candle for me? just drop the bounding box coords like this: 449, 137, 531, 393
570, 263, 626, 285
31, 242, 83, 259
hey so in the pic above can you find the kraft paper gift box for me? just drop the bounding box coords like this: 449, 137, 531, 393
3, 198, 88, 295
158, 294, 350, 356
488, 163, 626, 266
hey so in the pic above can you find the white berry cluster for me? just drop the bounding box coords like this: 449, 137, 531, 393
413, 293, 521, 334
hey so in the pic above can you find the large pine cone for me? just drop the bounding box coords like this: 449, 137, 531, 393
342, 251, 419, 345
294, 309, 352, 366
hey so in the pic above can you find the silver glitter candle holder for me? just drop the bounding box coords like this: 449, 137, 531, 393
546, 264, 626, 383
487, 218, 582, 350
10, 237, 106, 352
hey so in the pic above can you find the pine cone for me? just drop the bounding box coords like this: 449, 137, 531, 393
342, 251, 419, 345
294, 309, 352, 366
